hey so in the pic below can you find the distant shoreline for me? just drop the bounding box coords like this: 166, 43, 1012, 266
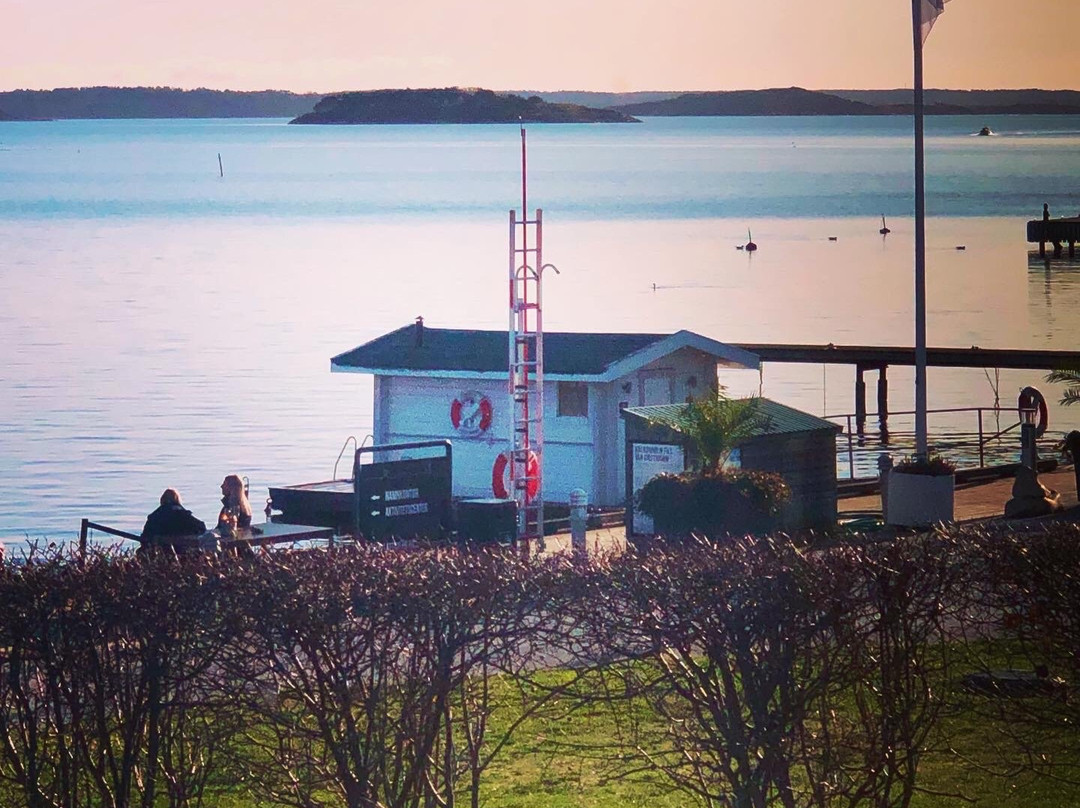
4, 86, 1080, 122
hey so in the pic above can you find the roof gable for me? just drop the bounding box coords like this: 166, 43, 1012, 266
331, 324, 758, 380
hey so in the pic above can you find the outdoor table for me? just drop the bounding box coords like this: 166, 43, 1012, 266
146, 522, 335, 553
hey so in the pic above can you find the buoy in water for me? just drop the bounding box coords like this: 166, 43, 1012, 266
744, 228, 757, 252
879, 215, 891, 235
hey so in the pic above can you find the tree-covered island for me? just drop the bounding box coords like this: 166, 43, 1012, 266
289, 87, 640, 124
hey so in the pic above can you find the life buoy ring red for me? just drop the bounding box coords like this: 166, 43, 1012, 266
450, 392, 493, 435
492, 451, 540, 500
1018, 386, 1048, 438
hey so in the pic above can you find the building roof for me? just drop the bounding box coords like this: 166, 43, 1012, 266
621, 399, 842, 438
331, 323, 759, 381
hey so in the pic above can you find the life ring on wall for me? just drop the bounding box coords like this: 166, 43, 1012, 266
450, 392, 493, 436
492, 451, 540, 500
1017, 386, 1048, 438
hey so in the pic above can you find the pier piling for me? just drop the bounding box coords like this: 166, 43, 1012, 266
877, 367, 889, 423
855, 366, 867, 427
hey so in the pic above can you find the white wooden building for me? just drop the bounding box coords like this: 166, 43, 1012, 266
331, 320, 759, 507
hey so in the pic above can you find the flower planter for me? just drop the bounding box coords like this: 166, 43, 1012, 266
885, 471, 955, 527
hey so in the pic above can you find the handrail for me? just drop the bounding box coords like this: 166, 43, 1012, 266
79, 518, 142, 558
826, 404, 1057, 481
333, 435, 367, 481
825, 405, 1000, 420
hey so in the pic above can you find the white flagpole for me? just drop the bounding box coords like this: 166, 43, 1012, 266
912, 0, 928, 460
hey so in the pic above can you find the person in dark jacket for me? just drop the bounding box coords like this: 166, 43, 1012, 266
141, 488, 206, 541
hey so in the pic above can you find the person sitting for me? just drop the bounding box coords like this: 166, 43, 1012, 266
217, 474, 253, 535
141, 488, 207, 542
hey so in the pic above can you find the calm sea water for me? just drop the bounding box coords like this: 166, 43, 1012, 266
4, 114, 1080, 544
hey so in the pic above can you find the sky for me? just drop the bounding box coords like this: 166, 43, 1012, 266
5, 0, 1080, 94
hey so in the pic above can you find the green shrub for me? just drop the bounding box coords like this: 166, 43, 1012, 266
637, 468, 791, 539
893, 453, 956, 476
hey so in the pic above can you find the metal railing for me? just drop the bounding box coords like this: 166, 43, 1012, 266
827, 405, 1056, 481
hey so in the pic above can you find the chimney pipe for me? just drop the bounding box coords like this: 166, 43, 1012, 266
414, 316, 424, 347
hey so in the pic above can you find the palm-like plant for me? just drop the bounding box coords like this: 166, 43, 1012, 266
1045, 368, 1080, 405
681, 388, 765, 473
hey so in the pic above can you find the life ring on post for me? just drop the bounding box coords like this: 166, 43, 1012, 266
1017, 386, 1049, 438
492, 451, 540, 500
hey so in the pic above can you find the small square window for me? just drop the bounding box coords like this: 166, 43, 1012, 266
557, 382, 589, 417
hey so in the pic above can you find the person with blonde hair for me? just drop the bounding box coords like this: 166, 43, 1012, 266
217, 474, 253, 535
141, 488, 207, 541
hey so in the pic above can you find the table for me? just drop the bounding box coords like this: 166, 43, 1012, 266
148, 522, 335, 553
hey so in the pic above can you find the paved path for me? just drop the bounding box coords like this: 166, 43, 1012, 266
840, 465, 1080, 523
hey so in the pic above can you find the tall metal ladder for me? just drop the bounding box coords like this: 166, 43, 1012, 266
508, 126, 545, 544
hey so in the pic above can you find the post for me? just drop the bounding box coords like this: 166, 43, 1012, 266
877, 366, 889, 424
79, 518, 89, 560
855, 366, 867, 427
912, 0, 929, 461
878, 453, 893, 522
1021, 422, 1037, 470
569, 488, 587, 556
977, 408, 985, 468
846, 415, 855, 479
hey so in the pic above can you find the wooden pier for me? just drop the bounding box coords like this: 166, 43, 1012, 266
732, 342, 1080, 425
1027, 211, 1080, 258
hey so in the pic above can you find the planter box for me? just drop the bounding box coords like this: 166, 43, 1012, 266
886, 471, 955, 527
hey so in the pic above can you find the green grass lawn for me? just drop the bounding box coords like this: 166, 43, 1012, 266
472, 670, 1080, 808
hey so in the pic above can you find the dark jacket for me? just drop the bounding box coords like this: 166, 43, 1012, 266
141, 504, 207, 540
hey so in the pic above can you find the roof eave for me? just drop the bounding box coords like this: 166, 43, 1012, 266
330, 363, 607, 382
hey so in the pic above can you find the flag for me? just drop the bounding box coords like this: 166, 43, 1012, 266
920, 0, 950, 43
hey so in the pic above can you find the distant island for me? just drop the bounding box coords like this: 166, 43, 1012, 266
0, 87, 321, 120
289, 88, 639, 125
607, 87, 1080, 116
3, 86, 1080, 121
612, 88, 874, 116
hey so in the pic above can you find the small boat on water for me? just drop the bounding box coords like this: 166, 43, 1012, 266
977, 126, 993, 136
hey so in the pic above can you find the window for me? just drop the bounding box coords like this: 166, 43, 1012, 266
557, 382, 589, 417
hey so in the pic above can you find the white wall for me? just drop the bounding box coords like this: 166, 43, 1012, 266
376, 375, 595, 502
593, 348, 722, 505
371, 347, 732, 507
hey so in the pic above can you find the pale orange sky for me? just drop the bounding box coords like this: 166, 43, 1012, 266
5, 0, 1080, 93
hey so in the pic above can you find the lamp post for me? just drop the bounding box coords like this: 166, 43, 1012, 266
1019, 400, 1038, 471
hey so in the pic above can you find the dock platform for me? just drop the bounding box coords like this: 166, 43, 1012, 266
1028, 215, 1080, 258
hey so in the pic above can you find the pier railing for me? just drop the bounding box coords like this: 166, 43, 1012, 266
827, 405, 1058, 481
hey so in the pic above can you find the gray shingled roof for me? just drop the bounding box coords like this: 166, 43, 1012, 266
622, 399, 842, 438
331, 323, 758, 379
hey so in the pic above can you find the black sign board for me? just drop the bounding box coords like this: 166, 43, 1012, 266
354, 440, 453, 540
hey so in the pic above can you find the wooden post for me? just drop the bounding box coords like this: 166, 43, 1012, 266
855, 365, 867, 427
877, 366, 889, 424
79, 518, 89, 560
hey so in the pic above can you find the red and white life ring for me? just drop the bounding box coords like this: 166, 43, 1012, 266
492, 451, 540, 500
450, 391, 493, 436
1018, 386, 1049, 438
